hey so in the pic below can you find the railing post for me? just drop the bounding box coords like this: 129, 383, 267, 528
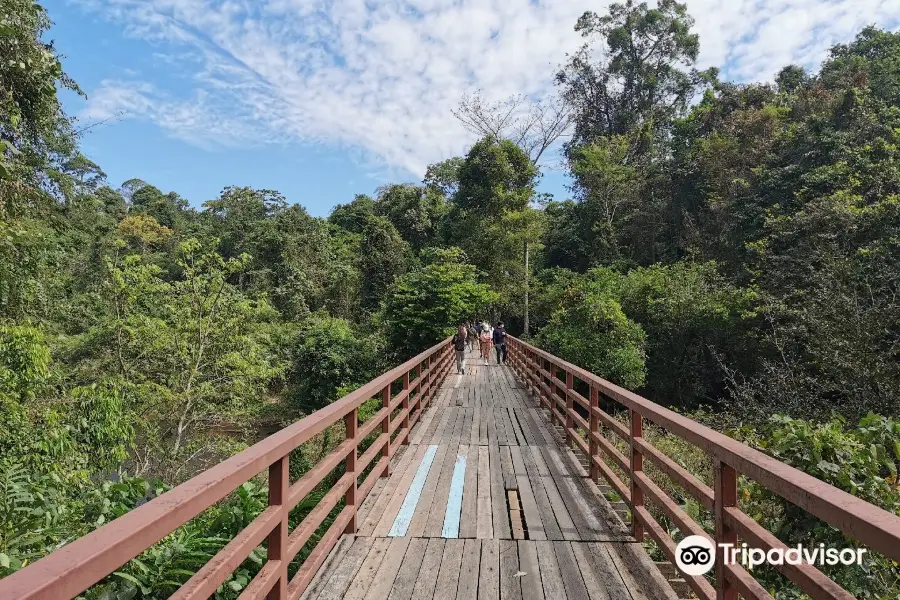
565, 371, 574, 447
529, 350, 536, 397
424, 355, 432, 406
382, 385, 391, 477
416, 363, 423, 414
530, 350, 537, 396
267, 456, 289, 600
549, 360, 558, 426
630, 409, 644, 542
540, 358, 548, 412
345, 408, 358, 533
716, 462, 738, 600
589, 385, 599, 482
402, 370, 410, 442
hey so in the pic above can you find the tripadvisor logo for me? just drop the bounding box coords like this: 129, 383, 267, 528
674, 535, 867, 576
675, 536, 716, 576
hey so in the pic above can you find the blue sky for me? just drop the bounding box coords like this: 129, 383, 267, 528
48, 0, 898, 217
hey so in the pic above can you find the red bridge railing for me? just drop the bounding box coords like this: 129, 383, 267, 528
507, 336, 900, 600
0, 339, 453, 600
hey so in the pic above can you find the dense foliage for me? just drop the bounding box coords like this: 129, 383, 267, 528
1, 1, 898, 598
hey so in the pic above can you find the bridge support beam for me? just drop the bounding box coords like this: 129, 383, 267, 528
589, 385, 599, 482
629, 409, 644, 542
381, 386, 391, 477
345, 408, 358, 534
267, 456, 290, 600
715, 462, 738, 600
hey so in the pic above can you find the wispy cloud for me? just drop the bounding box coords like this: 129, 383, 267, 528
76, 0, 900, 177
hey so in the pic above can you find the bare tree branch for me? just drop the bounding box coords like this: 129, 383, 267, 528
452, 90, 572, 164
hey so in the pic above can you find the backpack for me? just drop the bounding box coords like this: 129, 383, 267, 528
453, 334, 466, 350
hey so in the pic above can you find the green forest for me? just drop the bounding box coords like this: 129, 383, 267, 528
1, 0, 898, 598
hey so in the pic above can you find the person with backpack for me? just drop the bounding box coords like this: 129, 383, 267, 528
452, 324, 468, 374
493, 321, 508, 364
467, 322, 477, 352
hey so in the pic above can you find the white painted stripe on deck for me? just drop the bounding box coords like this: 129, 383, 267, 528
441, 454, 467, 538
388, 444, 438, 537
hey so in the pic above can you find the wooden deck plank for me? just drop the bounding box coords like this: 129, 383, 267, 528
470, 406, 480, 445
499, 539, 523, 600
515, 475, 545, 540
534, 540, 566, 600
300, 534, 354, 600
477, 446, 493, 539
572, 542, 633, 600
528, 446, 551, 477
407, 443, 451, 537
455, 538, 481, 600
358, 445, 419, 536
528, 468, 564, 540
517, 541, 544, 600
605, 542, 680, 600
554, 542, 590, 600
489, 443, 512, 539
552, 474, 606, 541
540, 476, 580, 541
500, 445, 517, 491
507, 408, 527, 445
357, 476, 388, 526
410, 405, 437, 445
433, 538, 464, 600
363, 537, 411, 600
459, 444, 478, 539
369, 444, 429, 537
486, 403, 497, 444
410, 538, 445, 600
315, 537, 375, 600
386, 538, 428, 600
509, 446, 527, 476
342, 537, 391, 600
530, 408, 558, 446
425, 443, 460, 537
478, 539, 501, 600
495, 406, 509, 445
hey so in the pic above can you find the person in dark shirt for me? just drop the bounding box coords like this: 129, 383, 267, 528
452, 324, 467, 374
492, 321, 507, 365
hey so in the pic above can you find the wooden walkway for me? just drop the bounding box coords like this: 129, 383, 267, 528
301, 350, 680, 600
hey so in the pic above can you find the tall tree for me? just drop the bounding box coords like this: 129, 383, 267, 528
445, 137, 542, 317
374, 183, 447, 251
358, 214, 412, 311
557, 0, 716, 154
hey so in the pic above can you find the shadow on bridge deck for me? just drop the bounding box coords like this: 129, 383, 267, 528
301, 350, 681, 600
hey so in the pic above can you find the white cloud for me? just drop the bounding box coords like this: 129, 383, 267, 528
77, 0, 900, 177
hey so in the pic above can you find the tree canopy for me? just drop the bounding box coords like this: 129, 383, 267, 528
1, 2, 899, 597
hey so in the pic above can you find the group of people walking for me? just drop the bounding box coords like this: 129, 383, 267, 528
451, 319, 507, 375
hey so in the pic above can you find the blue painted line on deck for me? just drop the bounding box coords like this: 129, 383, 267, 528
441, 454, 467, 538
389, 445, 438, 537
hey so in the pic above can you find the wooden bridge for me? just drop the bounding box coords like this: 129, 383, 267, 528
1, 336, 899, 600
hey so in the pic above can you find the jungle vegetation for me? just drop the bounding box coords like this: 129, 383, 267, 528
0, 0, 897, 597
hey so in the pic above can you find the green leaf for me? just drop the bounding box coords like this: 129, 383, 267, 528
0, 553, 10, 568
112, 572, 143, 587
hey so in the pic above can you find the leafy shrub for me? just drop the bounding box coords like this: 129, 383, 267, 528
534, 271, 647, 389
287, 313, 378, 413
382, 247, 498, 357
614, 262, 759, 406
